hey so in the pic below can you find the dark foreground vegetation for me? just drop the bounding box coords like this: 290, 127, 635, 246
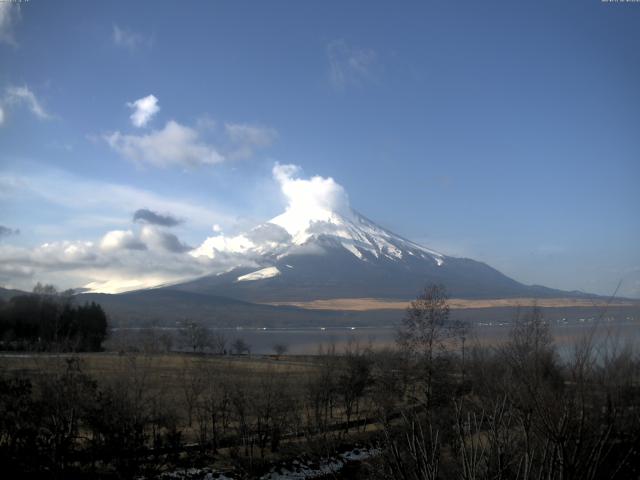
0, 285, 638, 479
0, 283, 108, 352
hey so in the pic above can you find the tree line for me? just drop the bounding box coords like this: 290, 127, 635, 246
0, 283, 108, 351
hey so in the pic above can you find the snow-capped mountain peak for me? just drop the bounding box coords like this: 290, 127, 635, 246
192, 203, 444, 267
191, 164, 444, 267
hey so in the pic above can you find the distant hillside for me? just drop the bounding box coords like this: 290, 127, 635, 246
79, 289, 362, 328
77, 288, 640, 329
0, 287, 27, 301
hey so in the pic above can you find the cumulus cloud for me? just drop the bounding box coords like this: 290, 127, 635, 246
105, 120, 225, 168
0, 240, 213, 294
140, 226, 192, 253
244, 223, 291, 245
190, 222, 291, 261
225, 123, 278, 160
0, 2, 20, 46
100, 230, 147, 251
112, 24, 152, 51
0, 223, 223, 293
4, 85, 51, 120
127, 94, 160, 127
0, 225, 19, 238
105, 116, 277, 168
32, 241, 98, 267
273, 163, 350, 216
327, 40, 377, 90
0, 168, 245, 291
133, 208, 182, 227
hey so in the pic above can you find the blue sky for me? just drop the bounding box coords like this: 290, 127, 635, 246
0, 0, 639, 297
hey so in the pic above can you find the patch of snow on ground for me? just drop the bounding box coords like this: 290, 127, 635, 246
259, 447, 381, 479
237, 266, 281, 282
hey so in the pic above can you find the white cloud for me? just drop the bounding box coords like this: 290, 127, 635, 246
112, 24, 152, 51
327, 40, 377, 90
127, 94, 160, 127
35, 241, 98, 265
268, 163, 352, 238
4, 85, 51, 120
0, 106, 4, 126
105, 117, 277, 168
0, 240, 213, 294
273, 162, 350, 216
140, 225, 192, 253
100, 230, 146, 251
0, 2, 20, 46
105, 120, 225, 168
191, 221, 292, 261
0, 167, 246, 291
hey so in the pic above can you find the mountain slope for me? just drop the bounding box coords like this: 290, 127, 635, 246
175, 206, 583, 302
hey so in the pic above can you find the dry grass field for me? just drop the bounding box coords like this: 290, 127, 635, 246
0, 351, 316, 389
265, 296, 639, 311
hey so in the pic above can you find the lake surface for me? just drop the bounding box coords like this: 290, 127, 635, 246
219, 321, 640, 356
112, 318, 640, 357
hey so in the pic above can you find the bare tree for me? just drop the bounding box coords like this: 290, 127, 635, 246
338, 340, 371, 431
381, 411, 441, 480
179, 358, 206, 427
272, 343, 288, 359
179, 320, 211, 353
232, 338, 250, 355
211, 331, 227, 355
397, 284, 457, 406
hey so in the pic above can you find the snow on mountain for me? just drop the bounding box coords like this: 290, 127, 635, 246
191, 163, 444, 269
274, 206, 444, 263
163, 165, 584, 302
191, 205, 444, 269
237, 266, 281, 282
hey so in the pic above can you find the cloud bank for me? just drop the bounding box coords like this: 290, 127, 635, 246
0, 224, 213, 294
0, 167, 243, 292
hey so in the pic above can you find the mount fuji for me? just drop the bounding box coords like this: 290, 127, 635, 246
168, 199, 573, 303
76, 165, 599, 326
